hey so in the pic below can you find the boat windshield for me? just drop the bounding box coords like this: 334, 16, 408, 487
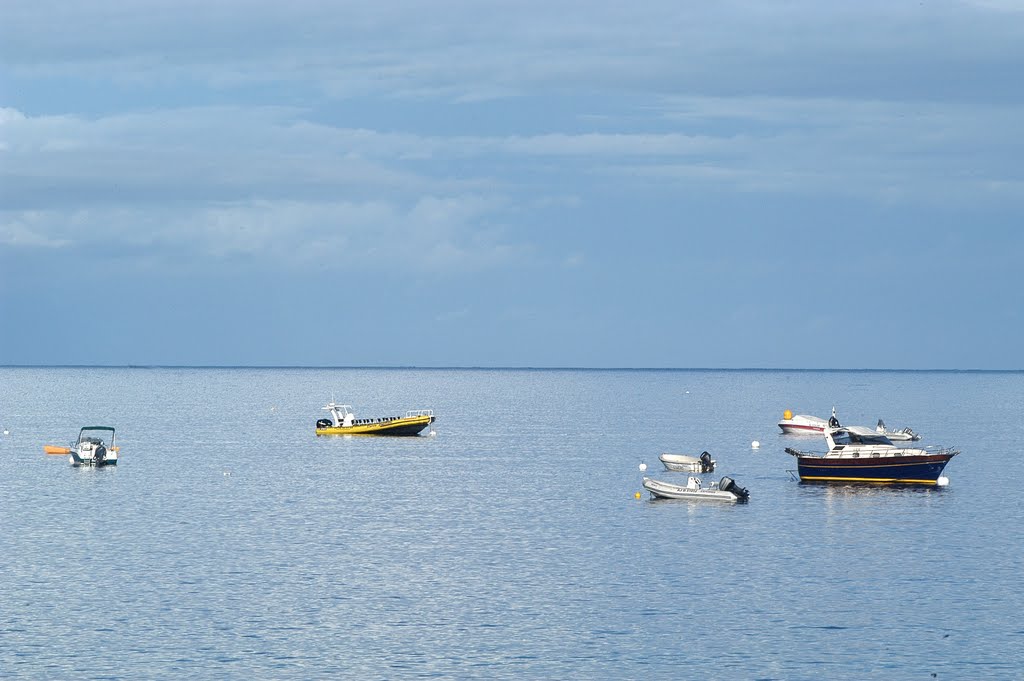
77, 429, 113, 446
832, 429, 893, 446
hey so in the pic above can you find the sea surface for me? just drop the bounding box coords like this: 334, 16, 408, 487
1, 368, 1021, 680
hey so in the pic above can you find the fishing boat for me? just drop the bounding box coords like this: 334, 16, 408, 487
66, 426, 119, 467
315, 401, 435, 436
875, 419, 922, 442
659, 451, 715, 473
785, 426, 957, 485
642, 476, 749, 502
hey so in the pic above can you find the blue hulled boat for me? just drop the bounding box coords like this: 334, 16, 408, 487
786, 426, 958, 485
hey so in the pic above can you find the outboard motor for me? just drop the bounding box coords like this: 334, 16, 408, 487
700, 451, 715, 473
316, 418, 333, 428
718, 476, 749, 502
94, 445, 106, 465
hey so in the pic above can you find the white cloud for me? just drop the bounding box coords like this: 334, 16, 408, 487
0, 107, 27, 125
0, 196, 523, 275
563, 253, 585, 268
3, 89, 1023, 250
2, 0, 1023, 270
0, 211, 72, 248
4, 0, 1023, 104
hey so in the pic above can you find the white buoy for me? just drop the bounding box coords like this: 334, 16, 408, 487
639, 463, 648, 472
937, 476, 949, 487
751, 440, 760, 449
2, 429, 8, 436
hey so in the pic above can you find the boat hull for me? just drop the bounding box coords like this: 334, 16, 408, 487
779, 424, 824, 434
69, 454, 118, 467
778, 419, 826, 434
661, 460, 705, 473
795, 454, 954, 484
316, 415, 434, 437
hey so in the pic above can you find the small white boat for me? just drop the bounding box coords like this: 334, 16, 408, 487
875, 419, 922, 442
659, 451, 715, 473
68, 426, 118, 467
778, 407, 840, 434
642, 476, 749, 502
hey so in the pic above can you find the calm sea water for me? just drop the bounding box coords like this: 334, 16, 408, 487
1, 368, 1021, 679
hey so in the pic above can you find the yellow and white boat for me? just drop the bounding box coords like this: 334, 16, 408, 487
315, 401, 435, 436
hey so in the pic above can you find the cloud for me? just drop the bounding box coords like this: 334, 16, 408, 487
3, 0, 1023, 272
0, 106, 529, 270
563, 253, 585, 268
4, 86, 1023, 271
0, 107, 483, 209
4, 1, 1023, 104
0, 211, 72, 248
0, 196, 524, 274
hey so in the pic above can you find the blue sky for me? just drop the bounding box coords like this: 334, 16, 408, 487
1, 1, 1022, 368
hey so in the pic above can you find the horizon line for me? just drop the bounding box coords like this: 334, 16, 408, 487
1, 364, 1021, 373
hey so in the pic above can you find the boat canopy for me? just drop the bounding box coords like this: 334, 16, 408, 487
831, 426, 893, 446
79, 426, 116, 432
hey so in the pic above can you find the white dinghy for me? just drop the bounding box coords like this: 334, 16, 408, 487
642, 476, 749, 502
659, 451, 716, 473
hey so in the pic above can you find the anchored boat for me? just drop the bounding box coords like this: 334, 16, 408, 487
642, 475, 749, 502
778, 407, 839, 434
875, 419, 922, 442
315, 401, 435, 436
659, 451, 715, 473
67, 426, 119, 467
786, 426, 957, 485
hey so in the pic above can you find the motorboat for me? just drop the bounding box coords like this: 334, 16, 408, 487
659, 451, 715, 473
642, 475, 749, 502
785, 426, 957, 485
315, 401, 435, 436
63, 426, 119, 467
778, 407, 840, 434
875, 419, 922, 442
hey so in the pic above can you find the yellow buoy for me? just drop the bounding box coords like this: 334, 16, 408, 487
783, 409, 793, 420
634, 492, 642, 499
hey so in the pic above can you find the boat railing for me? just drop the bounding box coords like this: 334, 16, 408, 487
406, 409, 434, 418
923, 445, 960, 456
788, 445, 958, 458
784, 447, 823, 457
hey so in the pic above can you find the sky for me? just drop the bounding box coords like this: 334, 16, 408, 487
1, 0, 1022, 369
